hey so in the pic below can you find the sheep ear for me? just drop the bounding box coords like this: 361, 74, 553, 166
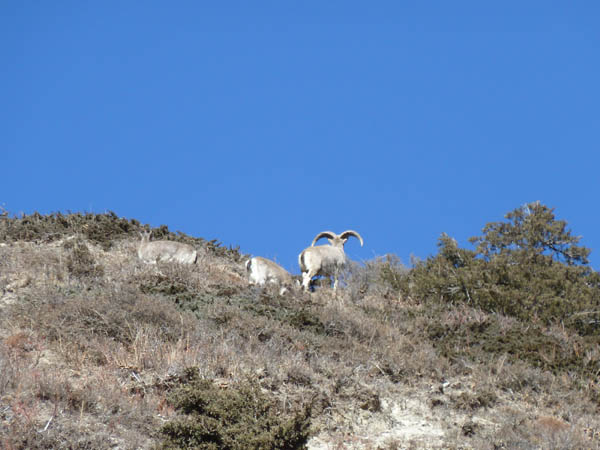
311, 231, 337, 246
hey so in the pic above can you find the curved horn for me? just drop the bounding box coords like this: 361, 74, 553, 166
339, 230, 363, 247
311, 231, 337, 246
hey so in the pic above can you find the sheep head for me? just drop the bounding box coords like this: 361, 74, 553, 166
311, 230, 364, 248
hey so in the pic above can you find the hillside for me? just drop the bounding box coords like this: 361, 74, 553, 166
1, 211, 599, 449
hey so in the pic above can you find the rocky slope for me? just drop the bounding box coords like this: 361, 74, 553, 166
0, 213, 599, 449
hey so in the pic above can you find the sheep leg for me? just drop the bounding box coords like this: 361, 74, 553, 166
301, 272, 311, 291
302, 270, 317, 292
332, 266, 343, 291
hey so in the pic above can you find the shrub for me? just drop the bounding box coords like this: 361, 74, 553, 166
0, 210, 242, 259
159, 368, 312, 449
402, 202, 600, 334
427, 313, 600, 378
64, 238, 104, 279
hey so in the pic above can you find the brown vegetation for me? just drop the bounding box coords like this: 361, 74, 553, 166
0, 209, 599, 449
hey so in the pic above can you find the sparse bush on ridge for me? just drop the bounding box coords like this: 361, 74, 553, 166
0, 210, 242, 259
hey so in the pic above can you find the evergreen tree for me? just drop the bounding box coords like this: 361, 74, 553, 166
402, 202, 600, 334
470, 201, 590, 266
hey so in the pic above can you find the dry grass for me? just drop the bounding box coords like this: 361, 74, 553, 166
1, 227, 600, 449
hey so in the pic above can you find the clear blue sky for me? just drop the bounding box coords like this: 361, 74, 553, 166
2, 2, 599, 272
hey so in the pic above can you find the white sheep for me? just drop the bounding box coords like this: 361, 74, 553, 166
245, 256, 298, 294
137, 230, 197, 264
298, 230, 363, 291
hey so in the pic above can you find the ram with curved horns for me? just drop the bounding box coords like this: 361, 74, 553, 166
298, 230, 363, 292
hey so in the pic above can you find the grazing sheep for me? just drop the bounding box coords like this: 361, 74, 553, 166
298, 230, 363, 291
245, 256, 298, 294
137, 230, 197, 264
